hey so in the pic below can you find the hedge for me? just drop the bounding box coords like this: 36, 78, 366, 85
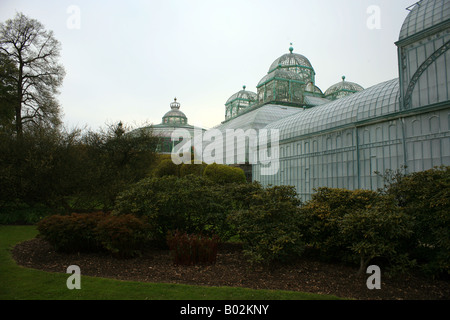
37, 212, 153, 258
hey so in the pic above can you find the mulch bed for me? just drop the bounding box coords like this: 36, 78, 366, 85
12, 238, 450, 300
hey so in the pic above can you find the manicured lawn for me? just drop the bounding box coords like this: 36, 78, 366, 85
0, 225, 341, 300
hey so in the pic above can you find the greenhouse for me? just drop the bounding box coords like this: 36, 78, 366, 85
137, 98, 205, 154
209, 0, 450, 199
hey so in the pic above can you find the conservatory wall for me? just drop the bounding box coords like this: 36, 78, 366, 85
254, 79, 450, 201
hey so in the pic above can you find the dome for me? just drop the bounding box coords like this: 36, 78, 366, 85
268, 46, 314, 73
225, 85, 257, 105
257, 68, 305, 88
398, 0, 450, 42
225, 86, 257, 120
324, 76, 364, 100
266, 45, 316, 85
161, 98, 188, 125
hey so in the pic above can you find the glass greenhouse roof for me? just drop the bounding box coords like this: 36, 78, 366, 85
214, 104, 302, 132
265, 78, 400, 141
398, 0, 450, 41
303, 95, 331, 106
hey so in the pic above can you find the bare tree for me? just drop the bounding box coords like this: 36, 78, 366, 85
0, 12, 65, 136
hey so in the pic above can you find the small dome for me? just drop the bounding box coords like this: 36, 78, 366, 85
324, 76, 364, 100
225, 86, 257, 120
399, 0, 450, 42
225, 85, 257, 105
162, 98, 188, 125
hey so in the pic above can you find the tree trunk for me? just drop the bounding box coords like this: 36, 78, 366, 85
15, 62, 23, 138
15, 102, 22, 137
357, 255, 371, 277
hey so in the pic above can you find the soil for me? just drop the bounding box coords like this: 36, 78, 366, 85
12, 238, 450, 300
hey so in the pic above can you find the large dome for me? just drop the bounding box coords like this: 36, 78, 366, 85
161, 98, 188, 125
398, 0, 450, 41
267, 45, 316, 85
268, 45, 314, 73
324, 76, 364, 100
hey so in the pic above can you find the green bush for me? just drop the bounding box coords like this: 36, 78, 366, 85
166, 230, 219, 265
113, 175, 231, 245
95, 214, 154, 258
152, 158, 180, 177
299, 188, 379, 261
179, 162, 207, 177
0, 122, 158, 213
0, 201, 52, 225
339, 195, 415, 275
229, 185, 304, 268
203, 163, 246, 184
381, 166, 450, 277
37, 212, 107, 253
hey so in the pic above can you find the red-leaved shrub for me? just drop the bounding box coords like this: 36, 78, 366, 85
166, 230, 219, 266
37, 212, 107, 253
95, 214, 154, 258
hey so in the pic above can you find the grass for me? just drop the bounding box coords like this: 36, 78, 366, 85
0, 225, 342, 300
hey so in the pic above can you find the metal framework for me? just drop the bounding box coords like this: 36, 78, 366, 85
225, 86, 257, 120
324, 76, 364, 101
213, 0, 450, 200
162, 98, 188, 125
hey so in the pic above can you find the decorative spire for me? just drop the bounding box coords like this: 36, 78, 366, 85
170, 97, 180, 109
342, 76, 346, 82
243, 85, 246, 90
289, 43, 294, 54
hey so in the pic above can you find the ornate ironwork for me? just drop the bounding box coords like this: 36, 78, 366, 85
403, 40, 450, 109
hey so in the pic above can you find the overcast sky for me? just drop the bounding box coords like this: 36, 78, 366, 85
0, 0, 415, 131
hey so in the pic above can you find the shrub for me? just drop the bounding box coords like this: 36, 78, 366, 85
299, 188, 379, 261
95, 214, 154, 258
179, 162, 207, 177
114, 175, 231, 245
37, 212, 107, 253
0, 201, 52, 225
166, 230, 219, 265
228, 185, 304, 268
152, 158, 180, 177
203, 163, 246, 184
339, 195, 415, 275
380, 166, 450, 277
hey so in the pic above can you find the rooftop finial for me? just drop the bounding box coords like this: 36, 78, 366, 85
170, 97, 180, 109
243, 85, 246, 90
289, 43, 294, 53
342, 76, 346, 82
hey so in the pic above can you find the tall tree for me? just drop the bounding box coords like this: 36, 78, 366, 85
0, 12, 65, 136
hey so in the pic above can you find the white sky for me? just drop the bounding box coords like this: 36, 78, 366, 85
0, 0, 415, 131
